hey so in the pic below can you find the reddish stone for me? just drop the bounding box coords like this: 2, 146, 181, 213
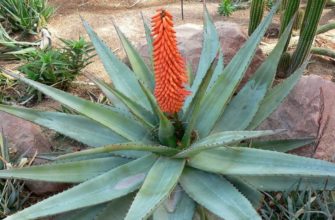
0, 112, 68, 195
259, 75, 335, 162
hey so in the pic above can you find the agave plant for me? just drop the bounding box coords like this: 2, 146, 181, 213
0, 3, 335, 220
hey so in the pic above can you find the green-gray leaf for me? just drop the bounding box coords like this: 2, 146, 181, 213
194, 3, 280, 138
0, 105, 127, 147
141, 12, 153, 66
180, 168, 261, 220
125, 157, 185, 220
181, 58, 218, 147
82, 20, 151, 110
58, 143, 179, 160
139, 82, 176, 147
93, 78, 157, 129
188, 147, 335, 177
176, 130, 283, 158
54, 204, 107, 220
96, 193, 135, 220
4, 154, 157, 220
114, 22, 154, 90
248, 59, 309, 129
226, 176, 264, 209
237, 175, 335, 191
244, 137, 315, 152
153, 187, 195, 220
213, 18, 294, 132
0, 157, 129, 183
183, 6, 220, 114
1, 69, 150, 142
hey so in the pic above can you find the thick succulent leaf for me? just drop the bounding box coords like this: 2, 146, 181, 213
91, 78, 128, 112
93, 78, 157, 129
206, 49, 224, 93
125, 157, 185, 220
180, 168, 261, 220
226, 176, 264, 209
248, 59, 309, 129
186, 62, 194, 86
0, 157, 129, 183
183, 6, 220, 113
4, 154, 157, 220
213, 19, 294, 132
182, 59, 218, 147
0, 105, 127, 147
95, 193, 135, 220
244, 137, 315, 152
114, 22, 154, 90
139, 82, 176, 147
0, 131, 8, 168
56, 152, 145, 162
82, 20, 151, 110
237, 175, 335, 191
188, 147, 335, 177
58, 143, 179, 160
0, 68, 150, 142
153, 187, 195, 220
54, 204, 107, 220
141, 12, 153, 65
176, 130, 282, 158
194, 3, 280, 138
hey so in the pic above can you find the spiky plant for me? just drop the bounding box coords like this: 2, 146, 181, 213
288, 0, 327, 74
0, 132, 30, 218
248, 0, 266, 36
218, 0, 235, 17
0, 4, 335, 220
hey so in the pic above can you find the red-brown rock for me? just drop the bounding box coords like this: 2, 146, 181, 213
259, 75, 335, 162
0, 112, 68, 195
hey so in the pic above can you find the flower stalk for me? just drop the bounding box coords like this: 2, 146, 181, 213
151, 9, 190, 114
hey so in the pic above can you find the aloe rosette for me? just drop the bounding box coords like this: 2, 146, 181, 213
0, 4, 335, 220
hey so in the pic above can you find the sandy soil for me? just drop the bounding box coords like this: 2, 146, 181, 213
47, 0, 253, 81
45, 0, 335, 82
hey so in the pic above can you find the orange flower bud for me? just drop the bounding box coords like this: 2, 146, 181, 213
151, 9, 190, 114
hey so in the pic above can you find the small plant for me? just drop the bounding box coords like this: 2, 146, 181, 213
0, 24, 37, 60
0, 0, 54, 35
19, 50, 72, 90
218, 0, 236, 16
0, 73, 19, 104
60, 37, 95, 75
260, 188, 335, 219
0, 132, 30, 218
0, 3, 335, 219
18, 37, 94, 100
266, 0, 275, 9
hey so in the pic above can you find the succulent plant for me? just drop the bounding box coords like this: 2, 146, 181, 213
277, 52, 291, 78
0, 3, 335, 220
288, 0, 327, 74
293, 9, 305, 31
248, 0, 266, 36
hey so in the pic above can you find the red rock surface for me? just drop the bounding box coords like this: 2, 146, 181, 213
259, 75, 335, 162
0, 112, 67, 195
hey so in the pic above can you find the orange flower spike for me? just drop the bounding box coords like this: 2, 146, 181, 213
151, 9, 190, 114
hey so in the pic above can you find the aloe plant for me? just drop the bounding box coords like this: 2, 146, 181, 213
0, 0, 54, 34
0, 3, 335, 220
